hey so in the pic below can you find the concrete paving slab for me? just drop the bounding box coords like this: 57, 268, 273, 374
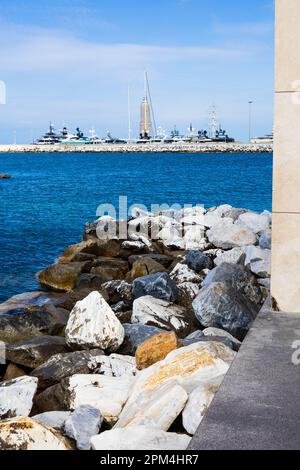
189, 307, 300, 450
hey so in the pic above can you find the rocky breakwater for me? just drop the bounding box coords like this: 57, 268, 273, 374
0, 204, 271, 450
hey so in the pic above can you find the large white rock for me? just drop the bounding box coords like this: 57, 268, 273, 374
238, 211, 270, 234
0, 417, 72, 450
114, 382, 188, 431
182, 383, 220, 435
156, 227, 185, 250
132, 296, 191, 335
183, 226, 207, 250
65, 374, 134, 425
170, 263, 202, 284
0, 376, 38, 419
203, 212, 223, 228
88, 354, 137, 377
65, 291, 125, 352
91, 426, 191, 451
207, 218, 256, 249
115, 342, 235, 432
244, 246, 271, 278
214, 247, 246, 266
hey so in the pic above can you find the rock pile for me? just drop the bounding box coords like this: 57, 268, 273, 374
0, 204, 271, 450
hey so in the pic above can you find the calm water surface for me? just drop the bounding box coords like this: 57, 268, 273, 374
0, 152, 272, 302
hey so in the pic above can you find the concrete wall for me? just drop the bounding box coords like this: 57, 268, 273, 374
272, 0, 300, 311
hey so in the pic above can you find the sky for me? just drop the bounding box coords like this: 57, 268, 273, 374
0, 0, 274, 143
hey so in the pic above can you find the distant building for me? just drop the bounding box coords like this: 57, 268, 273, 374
139, 96, 152, 140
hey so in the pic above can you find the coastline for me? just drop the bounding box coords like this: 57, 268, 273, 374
0, 142, 273, 154
0, 204, 271, 449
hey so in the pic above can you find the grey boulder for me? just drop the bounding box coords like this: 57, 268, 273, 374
64, 405, 102, 450
118, 323, 164, 355
132, 272, 178, 302
202, 262, 262, 305
30, 349, 103, 389
192, 282, 259, 340
185, 251, 213, 272
6, 336, 69, 369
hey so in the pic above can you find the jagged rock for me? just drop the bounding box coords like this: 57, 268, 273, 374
33, 411, 72, 431
128, 254, 173, 268
208, 204, 233, 217
121, 240, 148, 253
170, 263, 202, 284
65, 291, 124, 352
183, 226, 207, 250
185, 251, 213, 272
0, 291, 62, 315
102, 280, 133, 304
75, 273, 107, 290
63, 374, 134, 425
244, 246, 271, 278
88, 354, 137, 377
59, 239, 100, 263
31, 349, 103, 389
214, 247, 246, 266
115, 382, 188, 431
0, 376, 38, 419
135, 331, 179, 370
38, 262, 91, 291
203, 327, 241, 350
176, 282, 201, 310
202, 262, 262, 305
207, 218, 256, 249
203, 212, 223, 228
0, 417, 73, 450
91, 426, 191, 450
182, 383, 219, 435
6, 336, 69, 369
128, 258, 167, 280
156, 227, 186, 250
33, 382, 66, 413
182, 334, 238, 351
115, 342, 234, 431
55, 287, 109, 311
224, 207, 247, 221
90, 257, 129, 281
183, 330, 204, 342
0, 304, 69, 344
238, 211, 270, 234
132, 296, 194, 337
193, 282, 259, 340
3, 363, 26, 381
119, 324, 165, 355
259, 230, 272, 250
132, 272, 178, 302
64, 405, 102, 450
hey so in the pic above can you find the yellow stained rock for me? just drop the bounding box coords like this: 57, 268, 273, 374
135, 331, 180, 370
0, 417, 73, 450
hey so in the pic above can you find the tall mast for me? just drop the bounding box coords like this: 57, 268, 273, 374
144, 71, 148, 132
128, 85, 132, 142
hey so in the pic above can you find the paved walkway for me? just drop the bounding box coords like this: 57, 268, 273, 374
189, 306, 300, 450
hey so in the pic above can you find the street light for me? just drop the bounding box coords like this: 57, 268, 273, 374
248, 101, 253, 142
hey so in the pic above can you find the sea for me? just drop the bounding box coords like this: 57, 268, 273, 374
0, 152, 272, 303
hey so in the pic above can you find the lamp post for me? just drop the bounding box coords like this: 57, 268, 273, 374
248, 100, 253, 142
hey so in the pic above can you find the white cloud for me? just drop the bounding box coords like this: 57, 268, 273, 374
0, 22, 262, 76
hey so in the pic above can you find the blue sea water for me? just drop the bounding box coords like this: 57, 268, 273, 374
0, 152, 272, 303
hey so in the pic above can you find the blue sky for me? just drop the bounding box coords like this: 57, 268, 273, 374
0, 0, 274, 143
